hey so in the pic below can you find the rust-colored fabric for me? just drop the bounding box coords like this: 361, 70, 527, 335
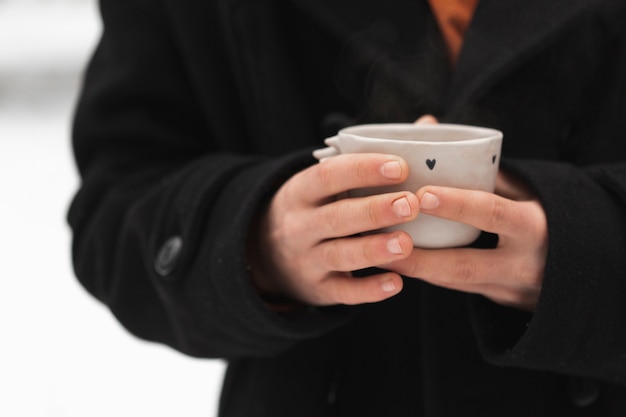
428, 0, 479, 64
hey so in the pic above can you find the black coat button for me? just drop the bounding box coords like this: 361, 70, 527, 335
154, 236, 183, 278
568, 377, 600, 408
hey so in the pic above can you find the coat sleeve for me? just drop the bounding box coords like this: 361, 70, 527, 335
68, 0, 351, 359
467, 1, 626, 386
469, 160, 626, 386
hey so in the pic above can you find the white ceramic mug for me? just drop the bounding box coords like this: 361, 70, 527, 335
312, 123, 503, 248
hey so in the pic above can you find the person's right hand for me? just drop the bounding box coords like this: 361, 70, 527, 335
248, 153, 420, 306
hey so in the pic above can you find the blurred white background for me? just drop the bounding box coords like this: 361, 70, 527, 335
0, 0, 225, 415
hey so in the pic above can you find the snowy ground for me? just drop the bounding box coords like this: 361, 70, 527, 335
0, 0, 224, 415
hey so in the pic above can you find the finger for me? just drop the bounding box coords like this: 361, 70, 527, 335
416, 186, 530, 237
383, 247, 541, 310
414, 115, 438, 124
297, 153, 409, 204
383, 247, 504, 287
317, 271, 404, 305
310, 192, 419, 240
315, 231, 414, 272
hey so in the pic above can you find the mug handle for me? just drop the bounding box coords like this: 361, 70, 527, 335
312, 136, 339, 161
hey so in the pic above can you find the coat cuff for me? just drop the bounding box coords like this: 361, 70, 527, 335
470, 159, 626, 382
159, 149, 353, 358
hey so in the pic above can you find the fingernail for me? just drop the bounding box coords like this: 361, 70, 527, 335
392, 197, 412, 217
381, 160, 402, 179
420, 192, 440, 210
387, 237, 404, 254
381, 279, 397, 293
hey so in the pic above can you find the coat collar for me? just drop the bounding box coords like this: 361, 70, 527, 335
449, 0, 600, 113
221, 0, 601, 120
286, 0, 600, 114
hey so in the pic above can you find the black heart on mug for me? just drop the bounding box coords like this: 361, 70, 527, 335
426, 159, 436, 170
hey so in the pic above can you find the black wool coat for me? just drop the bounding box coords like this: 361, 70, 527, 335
69, 0, 626, 415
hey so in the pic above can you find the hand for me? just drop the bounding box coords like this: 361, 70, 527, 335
248, 152, 421, 306
381, 171, 548, 311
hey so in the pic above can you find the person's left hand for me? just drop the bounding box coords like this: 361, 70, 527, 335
381, 170, 548, 311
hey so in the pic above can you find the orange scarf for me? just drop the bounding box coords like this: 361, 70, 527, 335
427, 0, 479, 64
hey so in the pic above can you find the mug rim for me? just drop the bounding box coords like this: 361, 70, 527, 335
337, 123, 502, 145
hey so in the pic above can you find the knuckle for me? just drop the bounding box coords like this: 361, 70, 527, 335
343, 245, 364, 270
325, 277, 355, 305
336, 287, 359, 305
323, 237, 380, 272
321, 243, 343, 270
451, 258, 478, 284
324, 241, 360, 271
487, 198, 507, 229
351, 242, 380, 270
319, 202, 351, 238
359, 243, 379, 266
352, 158, 369, 182
452, 195, 470, 220
316, 161, 335, 190
349, 155, 382, 185
319, 209, 339, 236
273, 212, 304, 246
365, 199, 382, 226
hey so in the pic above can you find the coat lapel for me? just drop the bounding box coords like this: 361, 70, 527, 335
222, 0, 600, 124
290, 0, 601, 119
449, 0, 600, 113
288, 0, 451, 121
